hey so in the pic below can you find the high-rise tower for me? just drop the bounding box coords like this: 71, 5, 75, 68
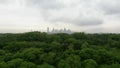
47, 27, 49, 33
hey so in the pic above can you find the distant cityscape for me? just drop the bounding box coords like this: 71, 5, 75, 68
47, 27, 73, 34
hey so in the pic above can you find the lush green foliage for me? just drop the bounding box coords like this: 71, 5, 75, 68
0, 31, 120, 68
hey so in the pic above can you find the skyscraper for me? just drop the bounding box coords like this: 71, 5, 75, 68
47, 28, 73, 34
47, 27, 49, 33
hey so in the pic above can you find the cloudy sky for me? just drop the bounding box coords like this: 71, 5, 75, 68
0, 0, 120, 33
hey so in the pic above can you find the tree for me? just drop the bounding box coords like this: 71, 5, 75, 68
37, 63, 54, 68
99, 63, 120, 68
0, 32, 120, 68
58, 55, 81, 68
7, 58, 24, 68
83, 59, 98, 68
79, 48, 97, 60
81, 42, 89, 49
96, 49, 115, 64
19, 61, 36, 68
0, 62, 9, 68
58, 60, 71, 68
50, 41, 62, 52
20, 48, 44, 64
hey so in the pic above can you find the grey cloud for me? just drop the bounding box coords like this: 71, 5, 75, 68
31, 0, 104, 26
0, 0, 10, 4
99, 0, 120, 15
26, 0, 64, 10
0, 0, 64, 10
102, 5, 120, 15
48, 17, 103, 26
0, 0, 119, 33
75, 18, 103, 26
0, 0, 7, 3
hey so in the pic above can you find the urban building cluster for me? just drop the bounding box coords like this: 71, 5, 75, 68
47, 27, 73, 34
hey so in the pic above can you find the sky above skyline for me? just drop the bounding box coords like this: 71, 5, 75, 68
0, 0, 120, 33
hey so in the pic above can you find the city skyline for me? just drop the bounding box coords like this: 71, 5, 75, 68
47, 27, 73, 34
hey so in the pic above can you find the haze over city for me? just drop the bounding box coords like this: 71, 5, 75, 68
0, 0, 120, 33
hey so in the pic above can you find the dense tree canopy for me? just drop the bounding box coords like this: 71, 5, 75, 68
0, 31, 120, 68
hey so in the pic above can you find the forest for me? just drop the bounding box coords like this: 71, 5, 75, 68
0, 31, 120, 68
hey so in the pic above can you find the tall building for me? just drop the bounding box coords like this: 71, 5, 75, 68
47, 27, 73, 34
47, 27, 49, 33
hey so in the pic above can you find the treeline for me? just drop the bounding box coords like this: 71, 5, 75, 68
0, 31, 120, 68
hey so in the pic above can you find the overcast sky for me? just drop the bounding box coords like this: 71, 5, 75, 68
0, 0, 120, 33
